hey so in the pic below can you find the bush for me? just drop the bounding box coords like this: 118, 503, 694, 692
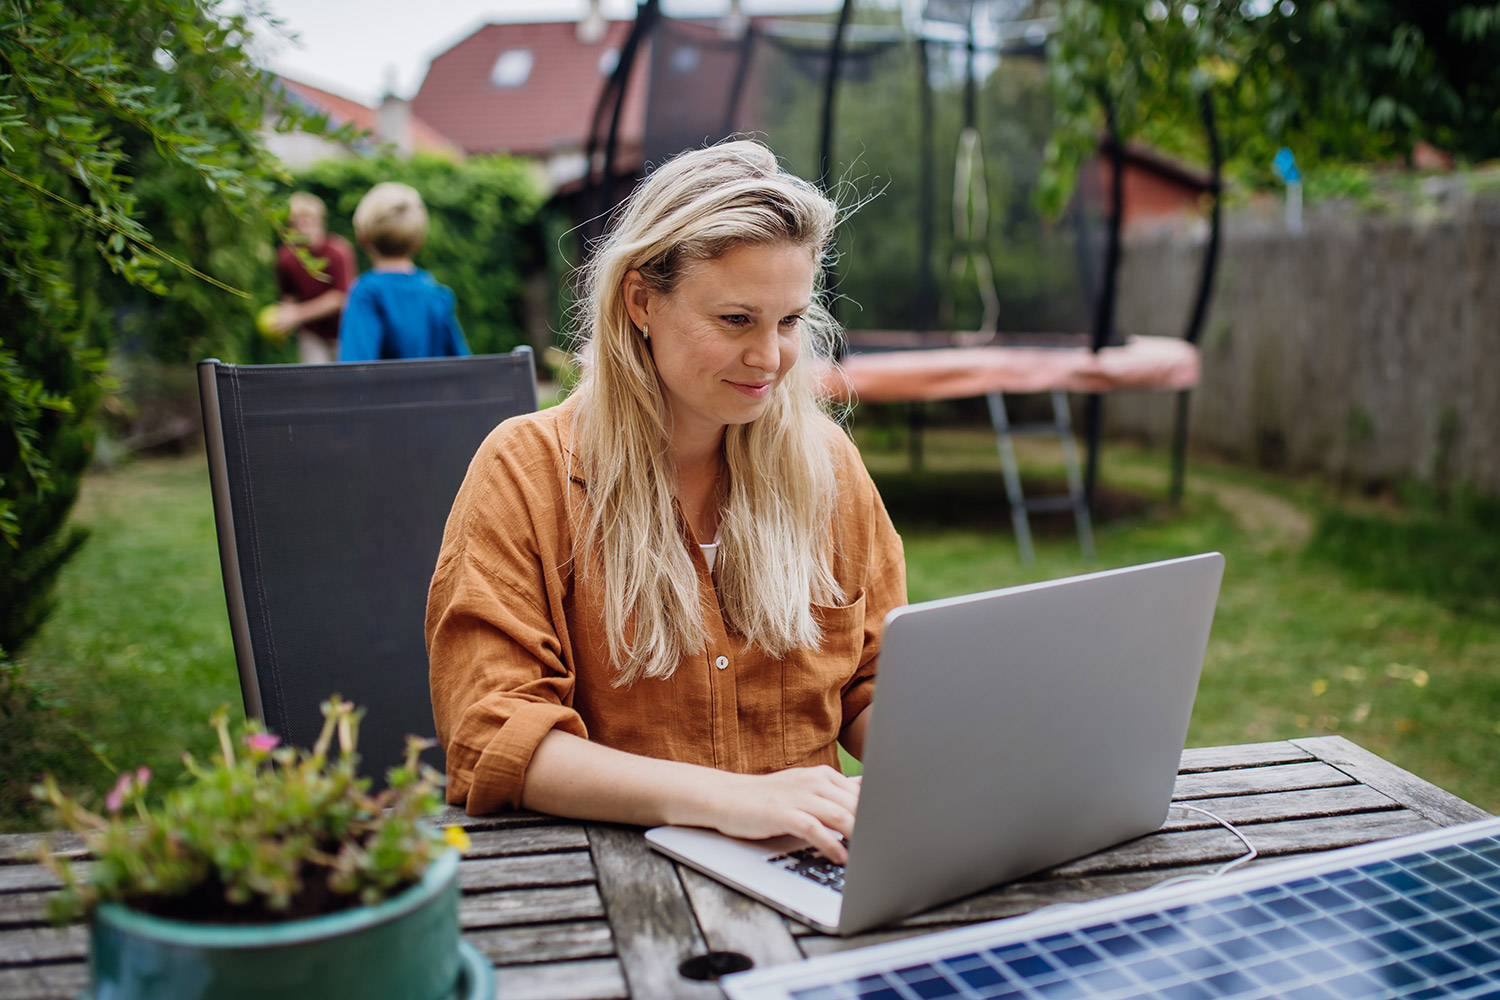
0, 0, 333, 826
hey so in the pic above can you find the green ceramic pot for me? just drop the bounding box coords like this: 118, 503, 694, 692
83, 849, 493, 1000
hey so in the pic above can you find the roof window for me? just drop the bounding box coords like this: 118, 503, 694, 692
671, 46, 700, 74
491, 49, 534, 88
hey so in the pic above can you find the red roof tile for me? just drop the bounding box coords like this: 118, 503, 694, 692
411, 20, 648, 159
276, 75, 461, 157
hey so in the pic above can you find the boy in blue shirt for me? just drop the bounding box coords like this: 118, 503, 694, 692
338, 182, 471, 362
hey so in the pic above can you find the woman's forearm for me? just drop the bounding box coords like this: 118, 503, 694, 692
839, 705, 872, 762
519, 729, 733, 828
519, 729, 862, 862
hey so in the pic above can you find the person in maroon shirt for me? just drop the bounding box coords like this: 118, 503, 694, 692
270, 192, 356, 363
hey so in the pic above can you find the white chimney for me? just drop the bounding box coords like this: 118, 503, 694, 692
377, 94, 413, 157
578, 0, 607, 44
723, 0, 747, 35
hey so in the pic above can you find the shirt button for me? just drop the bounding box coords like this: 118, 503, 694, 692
715, 655, 729, 670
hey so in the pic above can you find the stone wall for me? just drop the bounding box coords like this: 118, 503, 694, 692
1104, 191, 1500, 497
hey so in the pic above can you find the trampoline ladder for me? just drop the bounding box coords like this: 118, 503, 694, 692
986, 390, 1096, 565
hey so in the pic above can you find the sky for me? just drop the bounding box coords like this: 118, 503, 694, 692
256, 0, 842, 107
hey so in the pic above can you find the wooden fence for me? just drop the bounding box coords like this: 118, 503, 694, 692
1104, 192, 1500, 498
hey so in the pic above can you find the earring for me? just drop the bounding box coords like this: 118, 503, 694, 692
641, 324, 650, 340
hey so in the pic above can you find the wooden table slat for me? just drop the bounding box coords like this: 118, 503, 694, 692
0, 868, 67, 897
0, 962, 86, 1000
1161, 783, 1400, 829
461, 884, 605, 929
587, 824, 722, 1000
491, 958, 629, 1000
458, 851, 596, 892
676, 867, 804, 968
435, 806, 558, 830
0, 836, 83, 867
0, 927, 84, 967
464, 920, 615, 964
463, 825, 591, 859
1171, 760, 1355, 800
1177, 742, 1313, 773
0, 893, 57, 929
1050, 807, 1439, 878
1292, 735, 1492, 826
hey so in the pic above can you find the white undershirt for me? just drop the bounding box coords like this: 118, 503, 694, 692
699, 538, 721, 573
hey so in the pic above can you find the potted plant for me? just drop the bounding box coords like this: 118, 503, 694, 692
35, 697, 494, 1000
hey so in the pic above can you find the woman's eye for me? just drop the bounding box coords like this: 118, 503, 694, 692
781, 315, 802, 328
721, 314, 749, 326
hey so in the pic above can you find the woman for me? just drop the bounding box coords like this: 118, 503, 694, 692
427, 141, 905, 863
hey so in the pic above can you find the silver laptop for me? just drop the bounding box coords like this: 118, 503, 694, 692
645, 552, 1225, 936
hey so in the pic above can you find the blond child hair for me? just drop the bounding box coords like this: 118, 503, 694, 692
352, 182, 429, 258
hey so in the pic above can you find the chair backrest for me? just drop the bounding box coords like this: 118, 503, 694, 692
197, 350, 538, 780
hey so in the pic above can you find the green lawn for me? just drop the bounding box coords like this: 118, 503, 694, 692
7, 454, 241, 827
8, 421, 1500, 831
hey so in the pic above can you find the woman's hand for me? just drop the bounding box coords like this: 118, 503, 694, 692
703, 766, 861, 864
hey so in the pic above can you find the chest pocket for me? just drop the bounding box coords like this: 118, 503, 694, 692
780, 591, 867, 767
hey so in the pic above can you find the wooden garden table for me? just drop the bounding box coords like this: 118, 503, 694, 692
0, 737, 1487, 1000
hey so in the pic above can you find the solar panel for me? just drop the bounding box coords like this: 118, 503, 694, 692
723, 817, 1500, 1000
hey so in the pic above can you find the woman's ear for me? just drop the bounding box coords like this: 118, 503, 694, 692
622, 270, 652, 332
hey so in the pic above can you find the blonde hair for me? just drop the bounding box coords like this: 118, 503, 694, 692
352, 182, 428, 257
572, 139, 845, 685
287, 192, 326, 220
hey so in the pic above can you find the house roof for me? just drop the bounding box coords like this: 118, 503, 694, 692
275, 75, 461, 157
410, 19, 649, 159
1100, 138, 1217, 193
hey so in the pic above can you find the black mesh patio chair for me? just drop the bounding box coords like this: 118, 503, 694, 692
197, 350, 538, 781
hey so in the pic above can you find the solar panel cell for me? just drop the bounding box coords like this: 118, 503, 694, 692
1342, 879, 1390, 902
957, 964, 1004, 989
1214, 934, 1269, 961
1051, 944, 1101, 969
1002, 952, 1055, 979
1375, 898, 1424, 922
1326, 971, 1386, 998
1337, 906, 1389, 932
1246, 955, 1303, 985
908, 975, 960, 998
1076, 966, 1131, 992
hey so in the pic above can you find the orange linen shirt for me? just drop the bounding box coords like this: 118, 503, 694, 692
426, 396, 907, 815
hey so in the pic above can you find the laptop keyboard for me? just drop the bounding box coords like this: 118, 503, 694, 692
769, 845, 847, 893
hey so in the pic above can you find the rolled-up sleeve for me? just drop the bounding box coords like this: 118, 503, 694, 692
426, 417, 586, 814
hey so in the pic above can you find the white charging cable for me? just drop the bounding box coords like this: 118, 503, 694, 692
1149, 802, 1259, 890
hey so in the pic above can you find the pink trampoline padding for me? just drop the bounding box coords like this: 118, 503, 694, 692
821, 336, 1200, 403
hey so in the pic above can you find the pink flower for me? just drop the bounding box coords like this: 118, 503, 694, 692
136, 766, 151, 787
105, 773, 133, 813
243, 733, 280, 753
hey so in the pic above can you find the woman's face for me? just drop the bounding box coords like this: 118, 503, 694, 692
625, 241, 816, 450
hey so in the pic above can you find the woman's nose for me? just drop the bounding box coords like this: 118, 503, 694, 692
742, 323, 781, 372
